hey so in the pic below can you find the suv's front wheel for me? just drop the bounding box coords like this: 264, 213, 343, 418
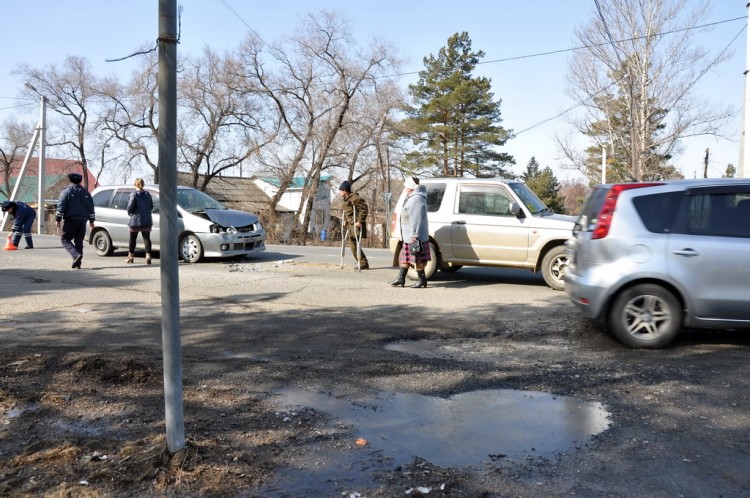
609, 284, 682, 348
541, 245, 568, 291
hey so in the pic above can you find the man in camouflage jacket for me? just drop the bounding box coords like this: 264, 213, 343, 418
339, 180, 369, 270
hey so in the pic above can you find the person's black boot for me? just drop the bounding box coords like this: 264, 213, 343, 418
389, 267, 408, 287
410, 270, 427, 288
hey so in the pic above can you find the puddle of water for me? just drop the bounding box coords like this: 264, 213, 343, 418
53, 418, 104, 437
277, 388, 610, 468
4, 404, 39, 419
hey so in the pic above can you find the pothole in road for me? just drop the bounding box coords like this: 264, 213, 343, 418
276, 387, 611, 468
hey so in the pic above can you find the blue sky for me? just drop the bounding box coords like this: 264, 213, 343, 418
0, 1, 746, 181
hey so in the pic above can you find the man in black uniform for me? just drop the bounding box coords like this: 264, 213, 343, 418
56, 173, 95, 269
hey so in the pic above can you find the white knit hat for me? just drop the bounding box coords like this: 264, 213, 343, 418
403, 177, 418, 190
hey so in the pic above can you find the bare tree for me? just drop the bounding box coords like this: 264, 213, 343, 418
561, 0, 735, 181
0, 118, 34, 198
178, 47, 272, 190
558, 178, 591, 216
14, 56, 103, 190
98, 50, 161, 183
238, 10, 401, 240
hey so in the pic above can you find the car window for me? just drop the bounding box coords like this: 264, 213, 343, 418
632, 192, 682, 233
176, 188, 226, 212
424, 183, 446, 213
457, 185, 514, 216
92, 189, 113, 208
576, 187, 609, 231
508, 182, 547, 214
111, 191, 133, 210
150, 192, 160, 213
683, 192, 750, 238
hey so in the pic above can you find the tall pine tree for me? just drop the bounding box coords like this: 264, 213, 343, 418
522, 157, 565, 213
403, 32, 514, 178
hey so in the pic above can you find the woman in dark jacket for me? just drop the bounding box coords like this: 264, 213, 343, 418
126, 178, 154, 264
389, 176, 431, 288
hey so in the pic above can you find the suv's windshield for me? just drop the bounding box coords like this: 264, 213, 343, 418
176, 188, 226, 213
508, 182, 549, 215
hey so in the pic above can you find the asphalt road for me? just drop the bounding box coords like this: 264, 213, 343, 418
0, 233, 558, 336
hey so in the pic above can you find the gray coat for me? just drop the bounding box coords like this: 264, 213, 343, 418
400, 185, 429, 242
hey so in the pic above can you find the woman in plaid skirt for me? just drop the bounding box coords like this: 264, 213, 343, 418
389, 176, 431, 288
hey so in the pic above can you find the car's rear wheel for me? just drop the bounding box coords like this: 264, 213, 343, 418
92, 230, 114, 257
180, 234, 203, 263
541, 245, 568, 291
609, 284, 682, 349
407, 240, 439, 281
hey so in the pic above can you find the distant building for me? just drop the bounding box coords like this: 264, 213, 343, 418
1, 157, 99, 233
176, 173, 334, 243
253, 175, 333, 236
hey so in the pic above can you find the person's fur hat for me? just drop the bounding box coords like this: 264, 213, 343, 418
67, 172, 83, 184
339, 180, 351, 192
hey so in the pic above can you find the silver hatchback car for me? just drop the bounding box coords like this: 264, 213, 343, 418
565, 179, 750, 348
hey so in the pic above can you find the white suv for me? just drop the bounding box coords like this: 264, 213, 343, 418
389, 178, 576, 290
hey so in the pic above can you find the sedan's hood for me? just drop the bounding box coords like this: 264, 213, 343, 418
204, 209, 259, 228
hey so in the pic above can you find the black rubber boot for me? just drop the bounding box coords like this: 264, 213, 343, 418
410, 270, 427, 288
389, 267, 408, 287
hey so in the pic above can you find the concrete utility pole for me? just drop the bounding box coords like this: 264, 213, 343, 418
740, 1, 750, 178
24, 82, 46, 234
704, 148, 709, 178
158, 0, 185, 453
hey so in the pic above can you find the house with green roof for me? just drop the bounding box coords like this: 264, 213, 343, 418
1, 157, 99, 233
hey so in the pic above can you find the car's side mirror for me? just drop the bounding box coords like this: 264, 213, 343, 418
510, 202, 524, 218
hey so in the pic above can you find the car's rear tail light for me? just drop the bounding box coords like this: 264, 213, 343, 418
390, 211, 398, 234
592, 183, 664, 239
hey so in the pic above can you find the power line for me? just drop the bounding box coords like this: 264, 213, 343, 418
389, 16, 747, 79
217, 0, 270, 49
515, 23, 747, 136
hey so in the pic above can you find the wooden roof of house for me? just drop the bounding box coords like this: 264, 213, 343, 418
176, 172, 273, 214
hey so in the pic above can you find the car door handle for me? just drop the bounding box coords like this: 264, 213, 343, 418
452, 220, 466, 225
673, 248, 699, 257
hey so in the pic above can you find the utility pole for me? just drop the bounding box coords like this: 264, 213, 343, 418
704, 148, 709, 178
740, 1, 750, 177
24, 82, 46, 234
158, 0, 185, 453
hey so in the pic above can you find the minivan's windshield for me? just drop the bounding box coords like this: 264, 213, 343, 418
176, 188, 227, 213
509, 182, 549, 215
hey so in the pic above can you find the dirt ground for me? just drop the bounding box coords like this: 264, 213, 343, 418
1, 249, 750, 497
